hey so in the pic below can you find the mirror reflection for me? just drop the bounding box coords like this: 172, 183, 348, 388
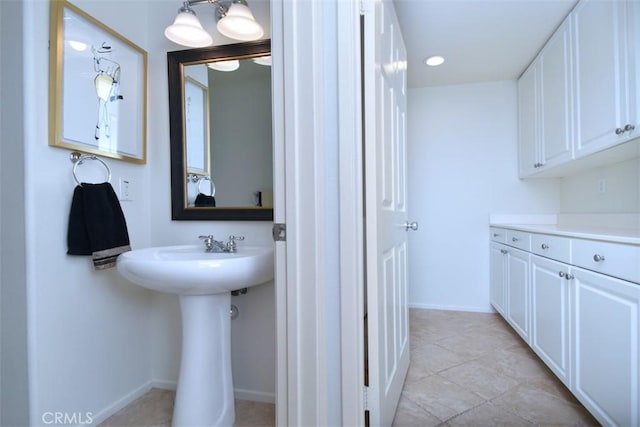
167, 40, 273, 220
184, 58, 272, 208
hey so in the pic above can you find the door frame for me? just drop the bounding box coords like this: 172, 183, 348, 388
271, 0, 365, 424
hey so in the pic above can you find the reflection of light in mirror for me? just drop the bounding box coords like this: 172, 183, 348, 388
252, 56, 272, 66
68, 40, 87, 51
207, 60, 240, 72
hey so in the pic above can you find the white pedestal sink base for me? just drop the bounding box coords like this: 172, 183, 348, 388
172, 294, 234, 427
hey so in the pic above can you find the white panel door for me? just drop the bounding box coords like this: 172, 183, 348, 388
363, 0, 410, 425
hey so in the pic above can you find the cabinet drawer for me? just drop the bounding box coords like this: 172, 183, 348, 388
506, 230, 531, 251
531, 234, 571, 264
490, 227, 507, 244
572, 239, 640, 284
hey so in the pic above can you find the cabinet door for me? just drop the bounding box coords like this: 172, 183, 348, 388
539, 18, 573, 168
531, 255, 570, 387
573, 0, 631, 157
507, 248, 530, 342
490, 243, 507, 315
518, 63, 538, 178
572, 267, 640, 426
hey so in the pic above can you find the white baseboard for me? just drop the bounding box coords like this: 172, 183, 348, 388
409, 302, 495, 314
89, 380, 274, 426
89, 381, 154, 426
234, 388, 276, 404
150, 379, 177, 391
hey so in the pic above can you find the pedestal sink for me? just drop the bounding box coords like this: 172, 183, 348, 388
116, 244, 274, 427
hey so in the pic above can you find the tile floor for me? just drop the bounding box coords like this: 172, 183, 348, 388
393, 309, 599, 426
99, 309, 599, 426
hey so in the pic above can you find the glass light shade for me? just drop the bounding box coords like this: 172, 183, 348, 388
207, 60, 240, 72
216, 3, 264, 41
165, 10, 213, 48
252, 56, 272, 66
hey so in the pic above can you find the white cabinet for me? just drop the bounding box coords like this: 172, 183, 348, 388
517, 0, 639, 177
573, 0, 638, 157
539, 19, 573, 167
572, 266, 640, 426
490, 226, 640, 426
531, 255, 571, 387
506, 248, 530, 342
489, 242, 507, 315
518, 18, 573, 178
518, 63, 539, 177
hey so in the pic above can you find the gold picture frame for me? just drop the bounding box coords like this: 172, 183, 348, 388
49, 0, 148, 164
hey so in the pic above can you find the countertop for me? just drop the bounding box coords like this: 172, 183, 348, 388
490, 223, 640, 246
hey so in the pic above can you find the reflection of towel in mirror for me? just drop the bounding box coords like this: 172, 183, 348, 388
194, 193, 216, 207
67, 183, 131, 270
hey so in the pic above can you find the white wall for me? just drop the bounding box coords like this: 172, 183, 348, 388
407, 81, 561, 312
21, 0, 156, 423
560, 157, 640, 213
7, 0, 276, 422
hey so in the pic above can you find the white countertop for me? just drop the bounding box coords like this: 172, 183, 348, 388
490, 222, 640, 246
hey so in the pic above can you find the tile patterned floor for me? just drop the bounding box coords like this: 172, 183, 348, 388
393, 309, 600, 426
97, 390, 275, 427
99, 309, 599, 426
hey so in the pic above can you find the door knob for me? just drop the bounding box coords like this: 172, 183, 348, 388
404, 221, 418, 231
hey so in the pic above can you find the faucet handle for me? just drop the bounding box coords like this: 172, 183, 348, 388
199, 235, 214, 242
229, 235, 245, 242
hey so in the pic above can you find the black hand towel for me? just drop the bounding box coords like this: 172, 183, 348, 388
67, 182, 131, 270
194, 193, 216, 207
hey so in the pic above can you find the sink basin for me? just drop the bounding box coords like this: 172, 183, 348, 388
116, 244, 274, 295
115, 243, 274, 426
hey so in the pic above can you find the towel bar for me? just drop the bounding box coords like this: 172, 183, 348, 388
70, 151, 112, 185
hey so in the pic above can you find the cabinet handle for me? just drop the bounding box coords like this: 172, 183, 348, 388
493, 233, 500, 237
558, 271, 565, 278
593, 254, 606, 262
541, 243, 549, 250
500, 249, 508, 255
616, 127, 625, 135
565, 273, 574, 280
512, 237, 519, 242
624, 124, 635, 133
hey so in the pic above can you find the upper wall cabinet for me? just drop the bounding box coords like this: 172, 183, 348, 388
518, 18, 573, 177
573, 0, 637, 157
518, 0, 639, 178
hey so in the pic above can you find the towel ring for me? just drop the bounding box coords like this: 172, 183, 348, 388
71, 152, 112, 186
198, 176, 216, 197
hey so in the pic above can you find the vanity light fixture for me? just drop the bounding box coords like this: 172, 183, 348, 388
252, 55, 272, 66
165, 0, 264, 48
207, 59, 240, 72
425, 55, 445, 67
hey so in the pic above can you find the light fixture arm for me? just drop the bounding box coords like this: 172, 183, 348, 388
182, 0, 251, 18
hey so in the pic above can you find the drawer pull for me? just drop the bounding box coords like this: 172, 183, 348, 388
541, 243, 549, 250
565, 273, 574, 280
500, 249, 508, 255
593, 254, 606, 262
558, 271, 565, 278
512, 237, 519, 242
493, 233, 500, 237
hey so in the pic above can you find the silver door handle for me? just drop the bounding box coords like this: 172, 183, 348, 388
404, 221, 418, 231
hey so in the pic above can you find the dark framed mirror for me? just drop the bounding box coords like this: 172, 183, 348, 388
168, 40, 273, 220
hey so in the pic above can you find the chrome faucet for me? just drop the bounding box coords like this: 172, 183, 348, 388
198, 235, 245, 253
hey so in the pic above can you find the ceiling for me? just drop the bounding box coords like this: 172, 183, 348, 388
393, 0, 578, 88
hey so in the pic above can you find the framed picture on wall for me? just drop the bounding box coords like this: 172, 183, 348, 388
49, 0, 148, 164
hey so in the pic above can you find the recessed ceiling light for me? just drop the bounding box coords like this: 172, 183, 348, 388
425, 55, 445, 67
